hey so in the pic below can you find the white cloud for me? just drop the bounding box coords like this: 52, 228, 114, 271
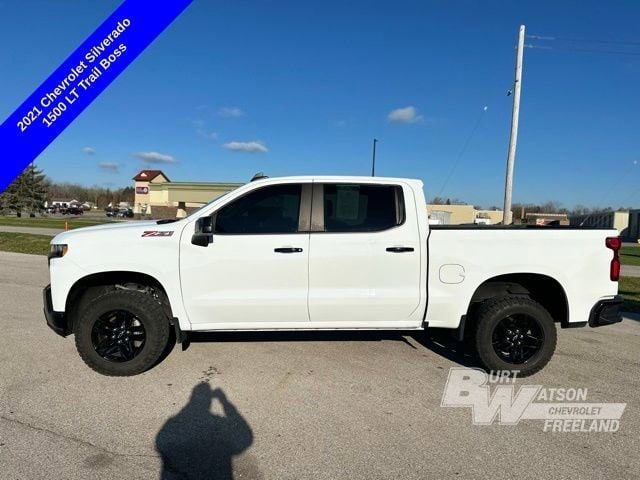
387, 106, 424, 124
82, 147, 96, 155
197, 129, 218, 141
134, 151, 177, 164
98, 162, 119, 173
218, 106, 244, 118
223, 141, 268, 153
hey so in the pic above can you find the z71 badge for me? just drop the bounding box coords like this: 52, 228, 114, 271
141, 231, 174, 237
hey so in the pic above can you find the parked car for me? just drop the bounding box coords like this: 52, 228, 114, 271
43, 175, 622, 376
64, 206, 84, 216
116, 208, 134, 218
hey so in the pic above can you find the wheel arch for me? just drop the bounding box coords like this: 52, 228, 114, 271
65, 271, 174, 332
463, 273, 569, 333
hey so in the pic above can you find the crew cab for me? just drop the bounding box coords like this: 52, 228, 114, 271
43, 175, 623, 376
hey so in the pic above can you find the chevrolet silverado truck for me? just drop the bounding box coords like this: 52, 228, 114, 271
43, 176, 623, 376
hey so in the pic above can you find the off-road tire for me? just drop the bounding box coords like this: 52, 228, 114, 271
473, 296, 557, 377
74, 289, 170, 376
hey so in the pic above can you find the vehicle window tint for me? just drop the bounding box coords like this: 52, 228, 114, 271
323, 184, 403, 232
215, 184, 301, 234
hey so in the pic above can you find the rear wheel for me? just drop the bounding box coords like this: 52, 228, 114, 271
473, 296, 556, 377
74, 289, 170, 376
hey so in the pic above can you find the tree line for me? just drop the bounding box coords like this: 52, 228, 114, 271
429, 197, 632, 218
0, 164, 134, 215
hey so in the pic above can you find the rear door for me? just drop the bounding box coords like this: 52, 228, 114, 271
308, 182, 422, 325
180, 182, 311, 327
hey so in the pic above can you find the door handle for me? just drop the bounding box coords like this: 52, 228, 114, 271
274, 247, 303, 253
386, 246, 414, 253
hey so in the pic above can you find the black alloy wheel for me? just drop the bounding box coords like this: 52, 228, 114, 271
491, 314, 544, 364
91, 310, 146, 362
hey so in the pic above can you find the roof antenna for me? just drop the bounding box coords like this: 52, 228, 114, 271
371, 138, 378, 176
250, 172, 268, 182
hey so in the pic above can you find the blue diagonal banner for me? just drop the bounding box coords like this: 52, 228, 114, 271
0, 0, 193, 193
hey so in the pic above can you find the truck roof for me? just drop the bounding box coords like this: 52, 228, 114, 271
251, 175, 424, 188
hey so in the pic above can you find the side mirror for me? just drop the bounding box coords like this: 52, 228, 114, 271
196, 216, 214, 234
192, 216, 214, 247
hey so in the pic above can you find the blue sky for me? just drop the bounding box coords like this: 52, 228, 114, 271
1, 0, 639, 208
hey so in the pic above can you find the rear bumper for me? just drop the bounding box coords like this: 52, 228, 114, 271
588, 295, 623, 328
43, 285, 70, 337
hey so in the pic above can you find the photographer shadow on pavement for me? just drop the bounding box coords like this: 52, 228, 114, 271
156, 383, 254, 480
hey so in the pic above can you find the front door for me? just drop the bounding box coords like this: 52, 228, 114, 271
180, 182, 311, 327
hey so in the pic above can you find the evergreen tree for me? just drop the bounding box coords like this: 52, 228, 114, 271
0, 164, 48, 216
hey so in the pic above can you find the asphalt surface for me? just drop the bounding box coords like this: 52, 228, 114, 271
1, 251, 639, 479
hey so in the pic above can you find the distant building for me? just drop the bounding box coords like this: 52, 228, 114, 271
428, 210, 451, 225
524, 212, 569, 226
626, 210, 640, 241
427, 204, 503, 225
132, 170, 242, 218
569, 211, 629, 238
148, 181, 243, 218
47, 199, 79, 208
133, 170, 171, 214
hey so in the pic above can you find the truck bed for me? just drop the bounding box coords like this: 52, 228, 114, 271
425, 226, 619, 328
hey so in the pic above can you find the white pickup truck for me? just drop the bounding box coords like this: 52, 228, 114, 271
44, 175, 623, 376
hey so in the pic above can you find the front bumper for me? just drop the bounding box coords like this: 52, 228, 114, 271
589, 295, 623, 328
43, 284, 70, 337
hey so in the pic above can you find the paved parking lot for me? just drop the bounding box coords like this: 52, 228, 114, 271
1, 251, 639, 479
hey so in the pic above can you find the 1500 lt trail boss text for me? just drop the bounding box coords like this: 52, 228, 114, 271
43, 176, 623, 376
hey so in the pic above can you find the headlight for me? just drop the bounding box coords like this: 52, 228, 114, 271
48, 244, 68, 262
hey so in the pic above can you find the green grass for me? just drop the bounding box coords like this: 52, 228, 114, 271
0, 216, 109, 230
619, 276, 640, 313
0, 232, 51, 255
620, 245, 640, 267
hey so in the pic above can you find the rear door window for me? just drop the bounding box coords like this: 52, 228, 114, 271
322, 184, 404, 232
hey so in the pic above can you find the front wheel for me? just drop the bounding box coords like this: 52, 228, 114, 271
74, 289, 170, 376
473, 296, 557, 377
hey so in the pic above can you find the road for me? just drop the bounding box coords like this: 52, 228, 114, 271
0, 251, 639, 479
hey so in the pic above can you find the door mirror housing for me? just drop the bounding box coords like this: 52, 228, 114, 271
196, 215, 214, 234
192, 215, 214, 247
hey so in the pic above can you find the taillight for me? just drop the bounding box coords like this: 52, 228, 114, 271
606, 236, 621, 281
606, 237, 621, 250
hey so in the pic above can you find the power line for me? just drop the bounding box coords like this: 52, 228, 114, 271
526, 44, 640, 56
436, 106, 488, 198
527, 34, 640, 47
579, 161, 639, 226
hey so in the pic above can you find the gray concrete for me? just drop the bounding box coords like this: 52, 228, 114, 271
0, 251, 639, 479
622, 265, 640, 278
0, 225, 63, 236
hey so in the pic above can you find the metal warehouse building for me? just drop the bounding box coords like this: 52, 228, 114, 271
569, 211, 630, 238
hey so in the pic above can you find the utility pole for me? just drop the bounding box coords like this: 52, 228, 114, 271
502, 24, 525, 225
371, 138, 378, 176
